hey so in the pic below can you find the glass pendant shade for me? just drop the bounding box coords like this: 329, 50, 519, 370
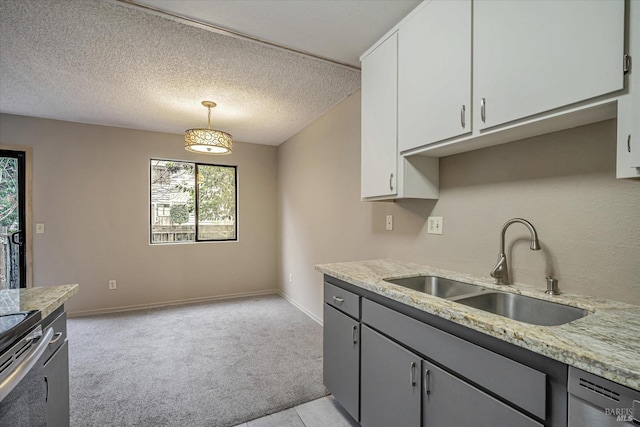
185, 101, 233, 155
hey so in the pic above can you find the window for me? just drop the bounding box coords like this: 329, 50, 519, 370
150, 159, 237, 243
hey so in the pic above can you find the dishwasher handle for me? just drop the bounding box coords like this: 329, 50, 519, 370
0, 326, 54, 402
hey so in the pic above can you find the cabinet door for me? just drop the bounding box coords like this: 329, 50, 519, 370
361, 33, 398, 199
44, 340, 70, 427
617, 0, 640, 177
422, 359, 542, 427
323, 304, 360, 421
360, 326, 420, 427
398, 0, 471, 151
474, 0, 625, 130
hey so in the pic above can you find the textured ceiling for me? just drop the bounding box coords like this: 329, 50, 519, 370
0, 0, 419, 146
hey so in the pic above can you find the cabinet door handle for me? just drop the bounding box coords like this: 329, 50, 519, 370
460, 105, 466, 128
410, 362, 416, 386
424, 369, 431, 395
332, 296, 344, 304
628, 134, 632, 153
480, 98, 486, 123
389, 173, 394, 191
352, 325, 358, 344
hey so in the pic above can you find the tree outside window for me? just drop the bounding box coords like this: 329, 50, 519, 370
150, 159, 237, 243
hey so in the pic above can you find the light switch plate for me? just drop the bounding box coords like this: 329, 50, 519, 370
36, 223, 45, 234
386, 215, 393, 231
427, 216, 443, 235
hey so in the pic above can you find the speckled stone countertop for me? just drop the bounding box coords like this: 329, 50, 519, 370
0, 284, 78, 319
316, 259, 640, 391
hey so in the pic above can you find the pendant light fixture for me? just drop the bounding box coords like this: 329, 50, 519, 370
185, 101, 233, 155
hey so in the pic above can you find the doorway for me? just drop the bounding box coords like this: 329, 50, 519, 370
0, 149, 26, 289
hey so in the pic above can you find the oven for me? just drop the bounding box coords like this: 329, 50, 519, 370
0, 310, 54, 426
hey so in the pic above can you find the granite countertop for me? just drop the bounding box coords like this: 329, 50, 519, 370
316, 259, 640, 391
0, 284, 79, 319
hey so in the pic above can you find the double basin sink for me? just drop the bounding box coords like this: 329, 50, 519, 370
383, 275, 590, 326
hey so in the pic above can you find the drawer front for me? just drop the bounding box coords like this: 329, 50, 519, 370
42, 310, 67, 364
324, 282, 360, 319
362, 298, 546, 419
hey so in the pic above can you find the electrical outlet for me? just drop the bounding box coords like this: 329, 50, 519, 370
386, 215, 393, 231
289, 274, 293, 284
427, 216, 443, 235
109, 280, 117, 290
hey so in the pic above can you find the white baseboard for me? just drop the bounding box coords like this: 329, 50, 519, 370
68, 289, 279, 318
276, 290, 323, 326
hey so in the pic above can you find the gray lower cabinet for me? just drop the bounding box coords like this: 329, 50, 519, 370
323, 303, 360, 421
44, 341, 70, 427
360, 325, 541, 427
422, 359, 542, 427
323, 275, 568, 426
360, 325, 421, 427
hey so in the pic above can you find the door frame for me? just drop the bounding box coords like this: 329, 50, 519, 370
0, 144, 33, 288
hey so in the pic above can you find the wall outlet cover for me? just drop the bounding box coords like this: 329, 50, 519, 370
427, 216, 443, 235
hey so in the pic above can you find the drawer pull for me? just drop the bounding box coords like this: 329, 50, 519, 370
49, 332, 63, 345
424, 369, 431, 395
332, 296, 344, 304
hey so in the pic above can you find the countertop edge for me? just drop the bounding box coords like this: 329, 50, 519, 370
19, 284, 79, 318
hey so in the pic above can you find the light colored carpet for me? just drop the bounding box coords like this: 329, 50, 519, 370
67, 294, 327, 427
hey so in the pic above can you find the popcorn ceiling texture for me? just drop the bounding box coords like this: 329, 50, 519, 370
0, 0, 361, 145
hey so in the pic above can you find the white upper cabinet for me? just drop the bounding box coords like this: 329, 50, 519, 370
360, 0, 634, 197
616, 0, 640, 179
361, 33, 398, 199
473, 0, 625, 130
398, 0, 472, 152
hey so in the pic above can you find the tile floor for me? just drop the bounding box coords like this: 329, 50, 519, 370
234, 396, 359, 427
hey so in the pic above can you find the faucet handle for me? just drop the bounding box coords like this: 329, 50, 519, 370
545, 276, 559, 295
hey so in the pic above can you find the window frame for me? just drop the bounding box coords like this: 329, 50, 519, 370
149, 158, 238, 244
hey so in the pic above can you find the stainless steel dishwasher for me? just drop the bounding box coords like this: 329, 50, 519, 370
568, 366, 640, 426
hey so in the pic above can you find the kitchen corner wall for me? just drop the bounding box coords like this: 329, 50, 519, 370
0, 114, 278, 315
277, 91, 640, 322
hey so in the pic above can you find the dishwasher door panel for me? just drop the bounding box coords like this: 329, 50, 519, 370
568, 367, 639, 427
569, 394, 635, 427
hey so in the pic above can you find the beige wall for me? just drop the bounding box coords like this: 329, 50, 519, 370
278, 91, 640, 321
1, 114, 278, 315
277, 93, 387, 321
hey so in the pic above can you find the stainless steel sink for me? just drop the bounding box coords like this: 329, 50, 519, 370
383, 276, 486, 299
454, 292, 590, 326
